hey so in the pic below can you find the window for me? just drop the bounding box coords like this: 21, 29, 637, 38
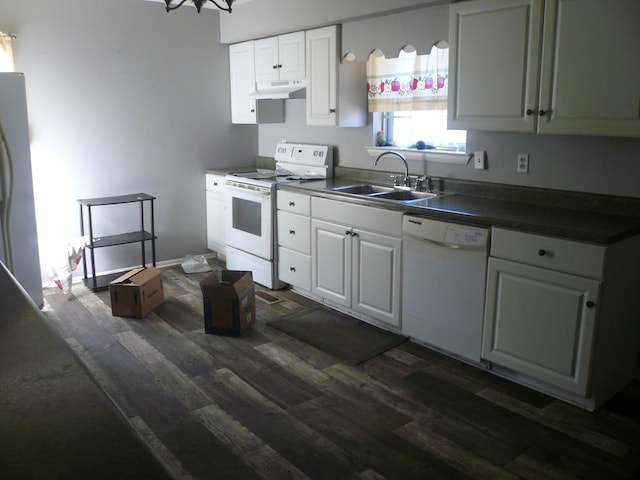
367, 43, 466, 153
0, 32, 15, 72
379, 110, 466, 151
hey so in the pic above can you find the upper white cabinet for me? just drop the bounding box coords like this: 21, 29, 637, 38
306, 25, 367, 127
254, 32, 306, 83
229, 41, 284, 124
448, 0, 640, 137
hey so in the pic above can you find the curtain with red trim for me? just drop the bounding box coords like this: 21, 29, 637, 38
366, 45, 448, 112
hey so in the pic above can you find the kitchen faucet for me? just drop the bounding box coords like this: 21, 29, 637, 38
374, 151, 410, 188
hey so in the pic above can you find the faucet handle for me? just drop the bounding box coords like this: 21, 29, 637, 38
415, 176, 425, 191
389, 175, 401, 186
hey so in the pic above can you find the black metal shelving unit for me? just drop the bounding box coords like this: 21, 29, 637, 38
77, 193, 156, 292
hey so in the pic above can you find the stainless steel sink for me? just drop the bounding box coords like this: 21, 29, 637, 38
331, 184, 448, 205
331, 184, 394, 195
369, 190, 441, 201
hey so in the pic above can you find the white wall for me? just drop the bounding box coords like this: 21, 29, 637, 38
0, 0, 258, 283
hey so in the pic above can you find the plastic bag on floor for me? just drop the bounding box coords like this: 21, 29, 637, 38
181, 254, 212, 274
50, 236, 89, 299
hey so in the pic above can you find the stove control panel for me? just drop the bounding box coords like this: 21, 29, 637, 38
275, 143, 332, 166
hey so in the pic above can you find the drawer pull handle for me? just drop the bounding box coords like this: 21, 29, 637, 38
345, 230, 352, 236
290, 267, 296, 272
289, 230, 295, 235
538, 249, 547, 256
289, 201, 295, 206
586, 301, 596, 309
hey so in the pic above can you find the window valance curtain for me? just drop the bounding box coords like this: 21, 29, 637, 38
366, 44, 448, 112
0, 32, 15, 72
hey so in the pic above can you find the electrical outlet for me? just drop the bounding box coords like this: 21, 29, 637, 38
517, 153, 529, 173
474, 151, 486, 170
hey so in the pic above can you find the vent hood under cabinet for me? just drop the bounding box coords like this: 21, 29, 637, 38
249, 80, 306, 99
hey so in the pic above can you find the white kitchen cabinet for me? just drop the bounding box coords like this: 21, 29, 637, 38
311, 198, 402, 328
229, 41, 284, 124
276, 190, 311, 291
483, 256, 600, 395
483, 228, 640, 410
205, 173, 226, 256
448, 0, 640, 137
305, 25, 367, 127
254, 32, 305, 83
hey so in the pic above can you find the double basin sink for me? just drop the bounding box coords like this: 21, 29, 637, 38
331, 184, 448, 206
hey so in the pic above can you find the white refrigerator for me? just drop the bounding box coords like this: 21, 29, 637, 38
0, 72, 43, 307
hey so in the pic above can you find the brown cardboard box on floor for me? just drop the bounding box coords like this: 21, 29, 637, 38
199, 270, 255, 336
109, 267, 164, 318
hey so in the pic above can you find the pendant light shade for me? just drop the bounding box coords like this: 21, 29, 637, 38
164, 0, 234, 13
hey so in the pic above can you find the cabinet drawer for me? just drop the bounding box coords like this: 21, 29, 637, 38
277, 211, 310, 254
277, 190, 310, 215
311, 197, 403, 236
278, 248, 311, 291
491, 228, 606, 279
205, 174, 226, 193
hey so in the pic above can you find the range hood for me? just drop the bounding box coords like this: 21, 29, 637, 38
249, 80, 306, 100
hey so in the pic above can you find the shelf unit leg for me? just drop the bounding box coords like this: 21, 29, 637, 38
151, 199, 156, 266
88, 205, 97, 291
140, 200, 146, 267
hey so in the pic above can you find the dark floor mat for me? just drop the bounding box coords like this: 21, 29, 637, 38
268, 307, 407, 365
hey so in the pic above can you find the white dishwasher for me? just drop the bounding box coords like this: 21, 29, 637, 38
402, 215, 490, 363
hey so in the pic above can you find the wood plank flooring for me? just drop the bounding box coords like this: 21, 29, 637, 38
41, 260, 640, 480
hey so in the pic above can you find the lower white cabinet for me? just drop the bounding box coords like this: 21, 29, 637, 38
205, 173, 226, 256
483, 256, 600, 395
277, 191, 312, 291
483, 227, 640, 410
311, 198, 402, 328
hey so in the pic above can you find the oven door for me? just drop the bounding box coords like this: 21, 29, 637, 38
224, 181, 273, 260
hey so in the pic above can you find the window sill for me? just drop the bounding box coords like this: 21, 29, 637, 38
366, 146, 471, 165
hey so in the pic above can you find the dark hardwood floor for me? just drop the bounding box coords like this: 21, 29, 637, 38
41, 260, 640, 480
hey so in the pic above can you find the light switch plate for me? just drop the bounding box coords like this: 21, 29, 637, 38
474, 151, 486, 170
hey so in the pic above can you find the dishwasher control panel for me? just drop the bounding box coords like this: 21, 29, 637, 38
444, 225, 487, 247
402, 215, 490, 252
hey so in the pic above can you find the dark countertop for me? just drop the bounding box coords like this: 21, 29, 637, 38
279, 178, 640, 245
0, 262, 174, 480
204, 165, 640, 244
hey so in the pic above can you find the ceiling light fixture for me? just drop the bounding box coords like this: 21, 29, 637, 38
164, 0, 234, 13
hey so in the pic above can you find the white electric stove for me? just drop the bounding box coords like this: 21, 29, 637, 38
224, 143, 333, 289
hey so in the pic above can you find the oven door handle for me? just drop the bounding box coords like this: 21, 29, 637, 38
224, 182, 272, 197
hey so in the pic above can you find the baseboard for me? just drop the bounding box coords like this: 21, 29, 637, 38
43, 252, 218, 289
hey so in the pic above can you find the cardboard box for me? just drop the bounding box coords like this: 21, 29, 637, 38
200, 270, 255, 336
109, 267, 164, 318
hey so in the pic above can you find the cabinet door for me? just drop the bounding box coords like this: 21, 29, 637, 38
206, 191, 225, 254
482, 257, 600, 395
254, 36, 279, 83
311, 219, 350, 307
352, 229, 402, 327
448, 0, 544, 132
306, 25, 338, 126
537, 0, 640, 137
229, 41, 256, 124
278, 31, 306, 81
